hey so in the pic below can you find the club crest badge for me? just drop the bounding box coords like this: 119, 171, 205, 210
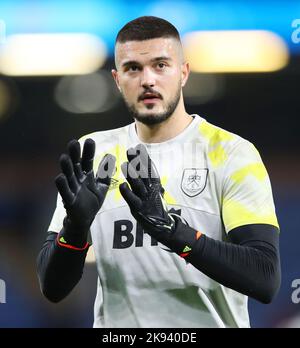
181, 168, 208, 197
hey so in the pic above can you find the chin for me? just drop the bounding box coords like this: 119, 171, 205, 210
133, 112, 173, 126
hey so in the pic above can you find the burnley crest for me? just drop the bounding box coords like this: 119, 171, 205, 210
181, 168, 208, 197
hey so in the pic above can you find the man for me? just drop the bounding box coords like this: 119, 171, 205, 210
37, 16, 281, 328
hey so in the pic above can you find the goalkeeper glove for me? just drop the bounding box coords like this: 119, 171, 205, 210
119, 144, 202, 258
55, 138, 116, 248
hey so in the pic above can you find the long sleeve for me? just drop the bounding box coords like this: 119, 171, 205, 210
37, 232, 89, 303
166, 221, 281, 304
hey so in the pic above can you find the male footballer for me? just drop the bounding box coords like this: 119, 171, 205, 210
37, 16, 281, 328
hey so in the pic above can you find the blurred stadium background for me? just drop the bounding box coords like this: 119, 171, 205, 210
0, 0, 299, 328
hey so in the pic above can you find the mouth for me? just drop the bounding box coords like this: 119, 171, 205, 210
142, 97, 161, 105
139, 92, 162, 104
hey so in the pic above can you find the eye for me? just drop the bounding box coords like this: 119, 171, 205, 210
128, 65, 140, 72
157, 62, 166, 69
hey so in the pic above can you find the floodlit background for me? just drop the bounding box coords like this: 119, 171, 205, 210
0, 0, 299, 328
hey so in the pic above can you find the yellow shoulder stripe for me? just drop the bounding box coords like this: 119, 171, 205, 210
199, 120, 235, 168
230, 163, 267, 184
223, 198, 279, 231
199, 120, 234, 147
208, 145, 228, 168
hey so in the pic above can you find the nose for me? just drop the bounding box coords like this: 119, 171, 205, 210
140, 67, 155, 89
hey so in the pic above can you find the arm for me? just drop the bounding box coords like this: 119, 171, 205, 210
37, 139, 115, 302
37, 232, 89, 303
119, 144, 281, 304
166, 219, 280, 303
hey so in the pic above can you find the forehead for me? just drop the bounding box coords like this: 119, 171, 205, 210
115, 37, 180, 65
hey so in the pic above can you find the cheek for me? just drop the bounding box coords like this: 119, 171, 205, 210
121, 76, 137, 90
163, 73, 181, 93
165, 67, 181, 83
120, 80, 137, 100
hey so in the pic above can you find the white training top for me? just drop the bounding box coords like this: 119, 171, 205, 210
48, 114, 279, 328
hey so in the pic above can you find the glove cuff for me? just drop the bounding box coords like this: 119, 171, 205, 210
168, 216, 203, 258
58, 217, 90, 248
56, 233, 89, 251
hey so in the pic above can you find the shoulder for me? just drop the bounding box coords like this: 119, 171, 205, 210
78, 123, 134, 164
78, 123, 132, 146
198, 117, 260, 169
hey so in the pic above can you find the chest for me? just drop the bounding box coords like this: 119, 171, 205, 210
102, 144, 222, 216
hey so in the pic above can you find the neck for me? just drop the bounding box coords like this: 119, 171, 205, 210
135, 102, 193, 143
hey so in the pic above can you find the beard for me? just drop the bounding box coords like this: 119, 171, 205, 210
122, 82, 182, 126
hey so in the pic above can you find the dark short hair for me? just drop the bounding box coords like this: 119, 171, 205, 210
116, 16, 180, 44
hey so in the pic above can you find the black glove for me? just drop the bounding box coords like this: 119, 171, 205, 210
119, 144, 201, 257
55, 138, 116, 247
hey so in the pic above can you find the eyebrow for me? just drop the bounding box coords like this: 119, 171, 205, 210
121, 56, 172, 68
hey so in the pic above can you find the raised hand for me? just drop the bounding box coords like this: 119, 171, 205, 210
119, 144, 175, 243
55, 138, 115, 245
